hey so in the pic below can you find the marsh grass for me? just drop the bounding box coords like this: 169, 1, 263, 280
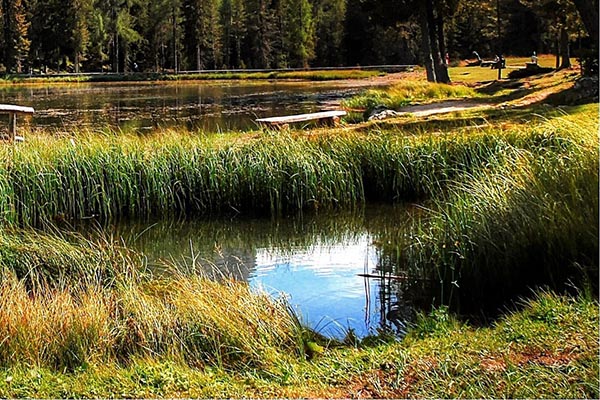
342, 80, 478, 112
1, 106, 596, 230
0, 69, 382, 85
0, 258, 305, 372
2, 130, 368, 225
397, 111, 599, 307
0, 290, 595, 398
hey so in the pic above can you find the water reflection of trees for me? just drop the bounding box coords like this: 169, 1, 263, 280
364, 245, 437, 336
80, 205, 401, 275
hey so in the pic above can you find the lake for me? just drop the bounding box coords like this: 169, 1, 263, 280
81, 205, 435, 339
0, 80, 371, 133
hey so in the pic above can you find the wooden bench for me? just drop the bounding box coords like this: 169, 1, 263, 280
0, 104, 35, 142
256, 110, 347, 129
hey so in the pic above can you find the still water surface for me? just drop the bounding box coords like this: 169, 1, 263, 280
91, 205, 433, 338
0, 81, 367, 132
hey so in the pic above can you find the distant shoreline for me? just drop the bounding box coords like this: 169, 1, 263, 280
0, 66, 415, 85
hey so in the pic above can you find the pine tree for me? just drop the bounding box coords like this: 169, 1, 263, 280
281, 0, 314, 68
182, 0, 222, 70
244, 0, 277, 68
87, 4, 110, 72
220, 0, 245, 68
2, 0, 30, 72
313, 0, 346, 66
67, 0, 93, 73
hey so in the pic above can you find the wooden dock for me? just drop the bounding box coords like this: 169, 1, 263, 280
0, 104, 35, 143
0, 104, 35, 142
256, 110, 347, 128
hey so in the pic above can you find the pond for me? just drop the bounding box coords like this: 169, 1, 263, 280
0, 80, 371, 133
82, 204, 436, 339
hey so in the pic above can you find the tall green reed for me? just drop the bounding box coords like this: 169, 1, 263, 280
1, 113, 594, 229
397, 114, 599, 308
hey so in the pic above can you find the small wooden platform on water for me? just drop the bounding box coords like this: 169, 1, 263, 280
0, 104, 35, 142
256, 110, 347, 128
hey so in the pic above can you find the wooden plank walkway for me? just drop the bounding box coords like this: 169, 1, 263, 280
256, 110, 346, 128
0, 104, 34, 142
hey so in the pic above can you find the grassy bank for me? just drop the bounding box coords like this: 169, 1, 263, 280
342, 80, 477, 111
0, 286, 595, 398
393, 106, 599, 308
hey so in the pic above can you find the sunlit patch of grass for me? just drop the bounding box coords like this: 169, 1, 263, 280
451, 55, 579, 85
342, 80, 478, 112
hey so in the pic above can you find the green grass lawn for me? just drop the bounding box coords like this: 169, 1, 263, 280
451, 55, 579, 84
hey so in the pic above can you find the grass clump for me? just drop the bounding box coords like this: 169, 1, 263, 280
0, 263, 304, 372
397, 109, 599, 307
342, 80, 478, 112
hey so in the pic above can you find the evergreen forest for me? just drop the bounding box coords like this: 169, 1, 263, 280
0, 0, 596, 74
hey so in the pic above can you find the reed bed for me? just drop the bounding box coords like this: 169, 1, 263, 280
0, 132, 365, 226
397, 112, 599, 307
0, 69, 382, 85
0, 261, 304, 371
0, 108, 594, 228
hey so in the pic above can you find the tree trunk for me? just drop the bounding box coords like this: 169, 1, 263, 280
435, 5, 450, 82
572, 0, 599, 50
419, 2, 436, 82
197, 44, 202, 71
555, 35, 559, 69
436, 10, 446, 61
426, 0, 449, 83
559, 25, 570, 69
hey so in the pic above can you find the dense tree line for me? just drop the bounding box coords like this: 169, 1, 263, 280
0, 0, 595, 74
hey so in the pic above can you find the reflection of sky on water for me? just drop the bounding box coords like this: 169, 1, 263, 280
251, 235, 381, 337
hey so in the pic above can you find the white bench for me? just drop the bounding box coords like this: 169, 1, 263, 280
256, 110, 347, 128
0, 104, 35, 142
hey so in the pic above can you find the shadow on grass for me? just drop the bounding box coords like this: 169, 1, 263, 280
539, 81, 599, 106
